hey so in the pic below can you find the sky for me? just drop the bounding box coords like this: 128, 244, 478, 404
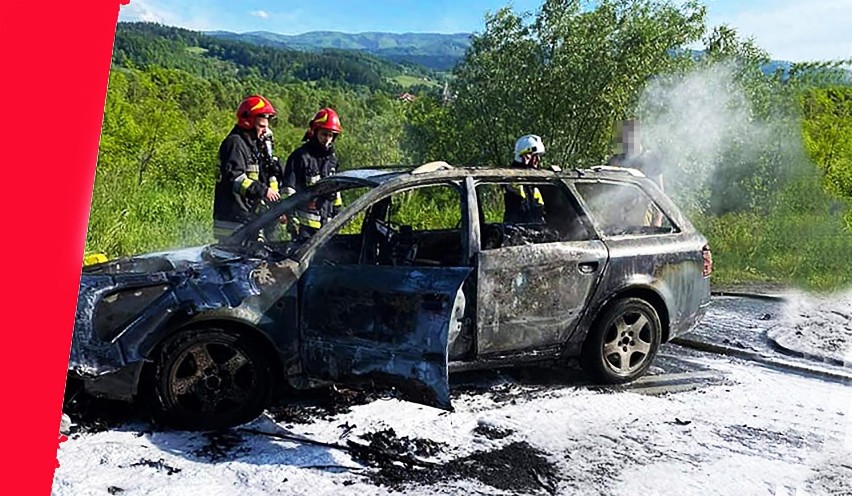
118, 0, 852, 63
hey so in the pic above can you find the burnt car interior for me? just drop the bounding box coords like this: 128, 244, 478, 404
296, 178, 606, 363
476, 180, 595, 249
313, 183, 466, 268
255, 178, 600, 266
305, 182, 476, 362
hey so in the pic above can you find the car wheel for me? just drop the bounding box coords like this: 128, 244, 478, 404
581, 297, 662, 384
149, 328, 273, 430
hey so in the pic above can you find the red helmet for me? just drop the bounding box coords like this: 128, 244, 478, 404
307, 108, 343, 137
236, 95, 276, 129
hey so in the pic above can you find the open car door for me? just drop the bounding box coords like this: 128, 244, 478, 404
298, 265, 471, 410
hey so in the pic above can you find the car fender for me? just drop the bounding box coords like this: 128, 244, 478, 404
564, 273, 673, 356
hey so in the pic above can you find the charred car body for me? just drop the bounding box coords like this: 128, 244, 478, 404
68, 164, 712, 430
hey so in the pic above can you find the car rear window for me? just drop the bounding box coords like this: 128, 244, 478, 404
574, 181, 677, 237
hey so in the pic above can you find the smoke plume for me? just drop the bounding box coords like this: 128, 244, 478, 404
636, 62, 807, 214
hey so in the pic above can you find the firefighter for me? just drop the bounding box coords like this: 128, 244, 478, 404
282, 107, 344, 239
504, 134, 546, 224
213, 95, 282, 241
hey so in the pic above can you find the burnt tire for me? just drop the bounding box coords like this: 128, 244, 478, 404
149, 328, 273, 431
581, 297, 662, 384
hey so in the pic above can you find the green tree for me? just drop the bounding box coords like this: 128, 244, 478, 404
402, 95, 459, 165
445, 0, 705, 167
801, 87, 852, 206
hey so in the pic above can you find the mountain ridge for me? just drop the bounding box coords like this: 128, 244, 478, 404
205, 29, 815, 75
205, 30, 472, 70
113, 22, 445, 92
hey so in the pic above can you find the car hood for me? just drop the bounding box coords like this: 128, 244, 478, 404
71, 244, 291, 377
82, 245, 243, 276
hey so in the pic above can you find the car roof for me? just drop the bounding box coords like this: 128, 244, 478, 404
331, 164, 647, 187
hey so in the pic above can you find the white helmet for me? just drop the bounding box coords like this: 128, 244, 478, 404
514, 134, 545, 162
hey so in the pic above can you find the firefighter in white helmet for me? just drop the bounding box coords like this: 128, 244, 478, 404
513, 134, 546, 168
504, 134, 546, 224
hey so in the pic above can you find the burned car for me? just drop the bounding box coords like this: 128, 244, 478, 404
68, 163, 712, 430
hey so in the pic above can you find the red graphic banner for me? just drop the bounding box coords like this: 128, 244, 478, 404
0, 0, 125, 493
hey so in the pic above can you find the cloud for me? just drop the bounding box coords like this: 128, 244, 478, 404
709, 0, 852, 62
118, 1, 215, 31
250, 10, 270, 20
118, 0, 177, 24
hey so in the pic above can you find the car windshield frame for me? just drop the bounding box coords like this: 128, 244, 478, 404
222, 176, 377, 247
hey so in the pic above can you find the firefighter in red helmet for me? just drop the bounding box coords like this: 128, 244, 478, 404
282, 107, 344, 239
213, 95, 284, 240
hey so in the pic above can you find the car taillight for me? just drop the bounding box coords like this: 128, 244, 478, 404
702, 244, 713, 277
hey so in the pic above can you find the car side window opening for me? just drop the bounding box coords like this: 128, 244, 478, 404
476, 181, 593, 250
334, 187, 373, 235
315, 183, 465, 267
296, 186, 371, 266
372, 183, 464, 267
573, 181, 677, 237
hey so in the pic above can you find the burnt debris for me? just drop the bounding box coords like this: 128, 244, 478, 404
358, 435, 559, 494
192, 431, 250, 461
126, 458, 182, 476
266, 386, 389, 424
473, 423, 514, 440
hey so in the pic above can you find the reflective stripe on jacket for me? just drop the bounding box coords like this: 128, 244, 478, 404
282, 139, 342, 232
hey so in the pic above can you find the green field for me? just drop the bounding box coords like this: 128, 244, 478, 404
392, 74, 440, 88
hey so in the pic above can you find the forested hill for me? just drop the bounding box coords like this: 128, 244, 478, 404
206, 29, 837, 78
206, 30, 471, 71
112, 22, 442, 92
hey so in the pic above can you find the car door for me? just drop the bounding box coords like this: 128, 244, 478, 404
473, 179, 608, 356
297, 179, 472, 410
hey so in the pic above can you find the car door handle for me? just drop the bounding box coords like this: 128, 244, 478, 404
578, 261, 599, 274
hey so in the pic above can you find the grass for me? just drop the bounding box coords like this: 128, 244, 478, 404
85, 172, 214, 259
392, 74, 440, 89
694, 210, 852, 293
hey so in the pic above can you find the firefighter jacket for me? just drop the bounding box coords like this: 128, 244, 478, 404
213, 126, 283, 239
282, 139, 343, 231
503, 161, 545, 224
